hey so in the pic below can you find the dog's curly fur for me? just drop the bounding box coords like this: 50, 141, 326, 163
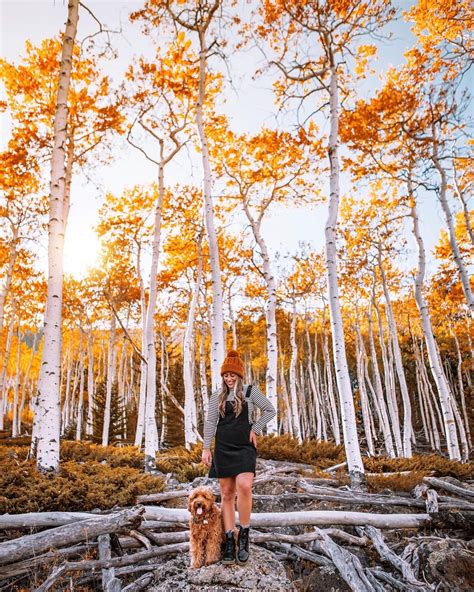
188, 486, 224, 568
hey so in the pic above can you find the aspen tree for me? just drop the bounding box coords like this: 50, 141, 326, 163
34, 0, 79, 471
132, 1, 226, 392
259, 0, 394, 488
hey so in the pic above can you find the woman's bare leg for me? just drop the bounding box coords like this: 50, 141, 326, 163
235, 472, 254, 526
219, 476, 237, 530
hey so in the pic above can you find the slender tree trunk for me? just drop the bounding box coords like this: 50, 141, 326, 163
432, 130, 474, 314
325, 60, 364, 488
305, 323, 322, 440
183, 232, 203, 449
0, 225, 18, 337
314, 332, 328, 440
75, 340, 85, 440
322, 324, 340, 445
196, 27, 225, 392
0, 313, 15, 431
199, 329, 209, 421
143, 156, 167, 471
229, 295, 238, 350
409, 187, 460, 460
242, 202, 278, 433
289, 299, 302, 442
354, 319, 375, 456
12, 321, 21, 438
452, 331, 472, 448
367, 301, 395, 457
86, 331, 94, 437
135, 246, 147, 448
452, 157, 474, 246
377, 246, 413, 457
35, 0, 79, 472
279, 362, 292, 436
102, 313, 117, 447
373, 297, 402, 455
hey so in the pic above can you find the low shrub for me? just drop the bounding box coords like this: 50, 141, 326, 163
0, 459, 164, 513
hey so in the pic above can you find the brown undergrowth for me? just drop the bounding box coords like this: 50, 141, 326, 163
256, 433, 345, 468
1, 436, 472, 512
0, 459, 165, 513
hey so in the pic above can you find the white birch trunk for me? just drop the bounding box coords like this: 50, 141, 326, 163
452, 331, 471, 448
0, 314, 15, 431
199, 330, 209, 421
183, 233, 203, 449
354, 320, 375, 456
143, 158, 165, 471
35, 0, 79, 471
322, 326, 341, 445
305, 323, 322, 440
373, 297, 402, 456
85, 332, 94, 437
432, 129, 474, 314
159, 333, 168, 448
367, 302, 395, 457
12, 321, 21, 438
75, 342, 85, 440
102, 313, 117, 447
134, 245, 147, 448
452, 156, 474, 245
325, 62, 364, 488
377, 246, 413, 457
289, 299, 302, 442
314, 333, 328, 440
279, 362, 292, 436
409, 190, 461, 460
0, 225, 18, 338
242, 202, 278, 433
197, 27, 225, 392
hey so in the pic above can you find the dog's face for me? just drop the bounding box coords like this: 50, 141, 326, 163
188, 487, 216, 520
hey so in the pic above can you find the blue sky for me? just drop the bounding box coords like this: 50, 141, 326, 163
0, 0, 457, 281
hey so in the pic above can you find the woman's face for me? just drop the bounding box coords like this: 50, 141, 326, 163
223, 372, 238, 389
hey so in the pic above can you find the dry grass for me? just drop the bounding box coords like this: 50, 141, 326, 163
0, 457, 165, 513
257, 434, 344, 468
363, 454, 473, 480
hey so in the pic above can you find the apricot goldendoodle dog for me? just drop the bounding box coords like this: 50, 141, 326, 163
188, 486, 225, 568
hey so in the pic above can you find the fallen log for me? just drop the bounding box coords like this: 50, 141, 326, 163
33, 542, 189, 592
122, 572, 154, 592
324, 461, 348, 473
254, 474, 339, 487
0, 544, 93, 580
98, 534, 121, 592
0, 507, 143, 567
136, 490, 191, 504
312, 527, 381, 592
144, 506, 431, 528
361, 526, 433, 591
0, 511, 100, 529
252, 491, 470, 510
271, 541, 331, 567
423, 476, 474, 501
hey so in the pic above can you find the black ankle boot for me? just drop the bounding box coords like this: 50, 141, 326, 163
222, 530, 235, 564
236, 526, 250, 564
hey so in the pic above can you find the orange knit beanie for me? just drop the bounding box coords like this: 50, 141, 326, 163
220, 350, 244, 378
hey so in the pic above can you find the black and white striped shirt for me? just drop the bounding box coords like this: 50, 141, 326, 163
203, 383, 276, 449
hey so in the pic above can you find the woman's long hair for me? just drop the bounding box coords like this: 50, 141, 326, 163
218, 375, 244, 417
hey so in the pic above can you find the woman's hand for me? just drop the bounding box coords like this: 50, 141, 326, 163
249, 430, 257, 449
201, 448, 212, 467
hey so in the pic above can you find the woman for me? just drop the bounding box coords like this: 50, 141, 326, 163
201, 350, 276, 565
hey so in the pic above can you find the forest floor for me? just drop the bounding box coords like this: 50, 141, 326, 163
0, 434, 473, 591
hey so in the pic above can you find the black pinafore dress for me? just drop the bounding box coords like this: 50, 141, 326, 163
208, 392, 257, 479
